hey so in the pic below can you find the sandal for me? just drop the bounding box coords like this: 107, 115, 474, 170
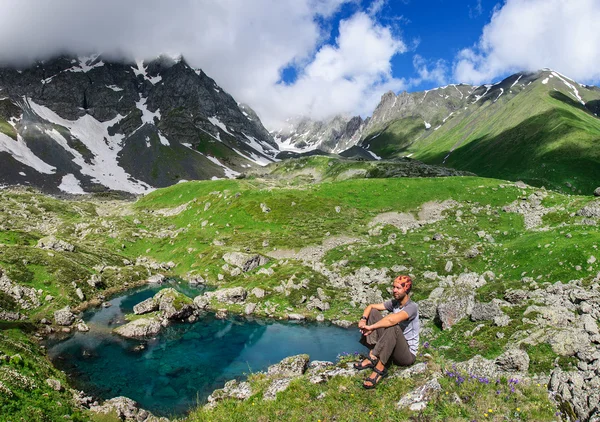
353, 355, 379, 371
363, 366, 387, 389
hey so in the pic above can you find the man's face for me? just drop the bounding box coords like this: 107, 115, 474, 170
392, 280, 408, 300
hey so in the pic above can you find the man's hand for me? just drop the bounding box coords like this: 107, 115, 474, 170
360, 325, 373, 336
358, 319, 367, 329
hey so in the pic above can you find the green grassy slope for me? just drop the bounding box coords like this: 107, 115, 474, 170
366, 72, 600, 194
1, 163, 598, 420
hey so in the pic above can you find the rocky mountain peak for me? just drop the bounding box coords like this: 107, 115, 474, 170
0, 53, 279, 194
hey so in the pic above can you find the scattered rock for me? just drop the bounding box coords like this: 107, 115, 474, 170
36, 236, 75, 252
133, 298, 158, 315
223, 252, 269, 272
114, 317, 161, 338
267, 354, 309, 378
75, 288, 85, 301
244, 303, 256, 315
208, 286, 248, 304
332, 319, 353, 328
495, 349, 530, 372
206, 380, 252, 408
45, 379, 62, 391
251, 287, 265, 298
470, 301, 504, 322
54, 307, 75, 326
576, 200, 600, 218
396, 377, 441, 411
263, 378, 292, 401
287, 313, 306, 321
147, 274, 165, 284
89, 396, 167, 421
436, 287, 475, 330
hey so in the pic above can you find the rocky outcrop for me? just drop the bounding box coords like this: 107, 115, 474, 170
53, 306, 75, 326
576, 200, 600, 218
114, 317, 162, 338
206, 380, 253, 408
133, 298, 158, 315
396, 377, 441, 411
154, 288, 194, 320
222, 252, 269, 272
0, 269, 40, 310
36, 236, 75, 252
204, 286, 248, 304
502, 191, 554, 229
89, 396, 169, 421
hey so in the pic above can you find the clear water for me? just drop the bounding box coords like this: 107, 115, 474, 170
46, 283, 363, 417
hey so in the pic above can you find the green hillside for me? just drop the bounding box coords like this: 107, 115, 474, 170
364, 71, 600, 194
0, 160, 598, 421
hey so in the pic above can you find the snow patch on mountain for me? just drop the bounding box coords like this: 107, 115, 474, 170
28, 98, 153, 193
58, 174, 85, 194
0, 132, 56, 174
551, 71, 585, 105
208, 116, 235, 137
132, 59, 162, 85
136, 95, 161, 126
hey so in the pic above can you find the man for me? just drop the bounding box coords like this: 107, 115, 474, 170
354, 275, 420, 389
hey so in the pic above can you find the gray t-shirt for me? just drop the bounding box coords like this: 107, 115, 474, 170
384, 298, 420, 356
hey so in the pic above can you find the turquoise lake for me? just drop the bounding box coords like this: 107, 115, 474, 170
47, 283, 362, 417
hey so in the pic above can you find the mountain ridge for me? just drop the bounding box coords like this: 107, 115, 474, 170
276, 69, 600, 193
0, 53, 279, 194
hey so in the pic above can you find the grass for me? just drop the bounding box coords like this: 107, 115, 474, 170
368, 76, 600, 194
1, 168, 598, 421
188, 348, 558, 422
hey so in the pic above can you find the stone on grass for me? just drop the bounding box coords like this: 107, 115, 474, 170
263, 378, 292, 401
495, 349, 530, 372
147, 274, 165, 284
244, 303, 256, 315
436, 288, 475, 330
332, 319, 353, 328
287, 313, 306, 321
396, 377, 441, 411
594, 187, 600, 197
206, 380, 252, 408
251, 287, 265, 298
470, 301, 504, 322
267, 354, 309, 378
209, 286, 247, 304
222, 252, 269, 272
36, 236, 75, 252
46, 379, 62, 391
54, 307, 75, 326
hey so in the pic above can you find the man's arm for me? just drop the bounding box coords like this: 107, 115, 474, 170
357, 303, 387, 329
360, 310, 409, 336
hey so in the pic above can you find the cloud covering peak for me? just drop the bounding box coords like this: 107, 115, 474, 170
0, 0, 406, 129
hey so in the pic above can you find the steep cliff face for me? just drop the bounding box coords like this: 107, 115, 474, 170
0, 54, 278, 194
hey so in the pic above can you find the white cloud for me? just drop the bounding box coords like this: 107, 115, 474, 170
263, 12, 407, 128
410, 55, 448, 86
454, 0, 600, 85
0, 0, 406, 130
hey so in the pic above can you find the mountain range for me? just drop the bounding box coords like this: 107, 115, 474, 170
0, 54, 278, 194
0, 55, 599, 195
279, 70, 600, 194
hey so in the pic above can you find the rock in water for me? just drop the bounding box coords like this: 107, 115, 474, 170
114, 317, 161, 338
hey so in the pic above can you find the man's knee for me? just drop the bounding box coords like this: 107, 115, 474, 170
368, 309, 383, 323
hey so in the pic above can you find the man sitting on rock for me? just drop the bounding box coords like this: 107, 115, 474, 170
355, 275, 420, 389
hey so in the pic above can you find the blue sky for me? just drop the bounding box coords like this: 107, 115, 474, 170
0, 0, 598, 128
310, 0, 498, 91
